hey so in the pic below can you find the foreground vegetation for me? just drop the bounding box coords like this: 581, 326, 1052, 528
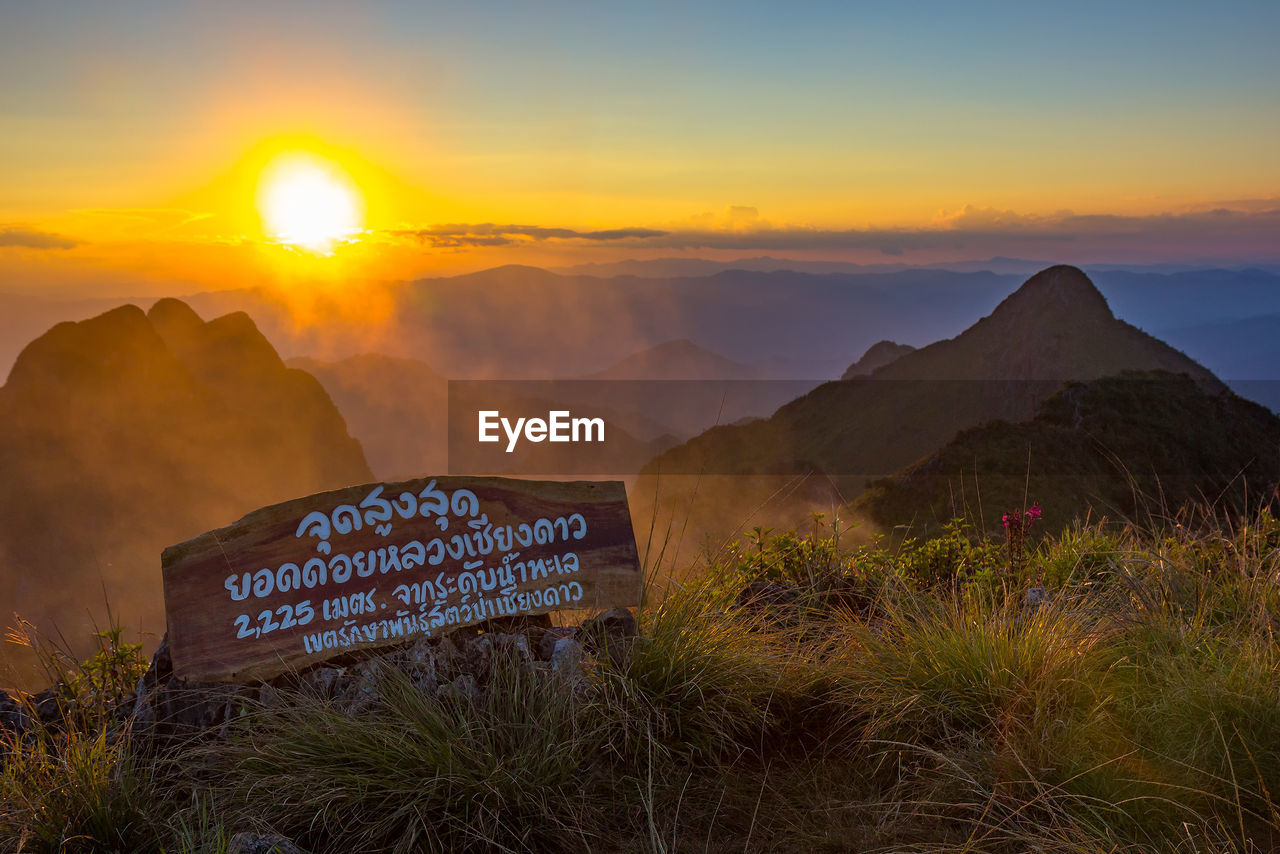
4, 505, 1280, 853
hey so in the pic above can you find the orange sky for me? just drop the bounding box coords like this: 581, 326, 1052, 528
3, 3, 1279, 297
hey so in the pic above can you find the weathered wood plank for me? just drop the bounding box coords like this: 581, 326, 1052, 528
161, 476, 640, 682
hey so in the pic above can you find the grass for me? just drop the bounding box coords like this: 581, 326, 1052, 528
3, 508, 1280, 852
0, 723, 161, 854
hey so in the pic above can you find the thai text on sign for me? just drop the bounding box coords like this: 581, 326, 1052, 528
161, 476, 641, 682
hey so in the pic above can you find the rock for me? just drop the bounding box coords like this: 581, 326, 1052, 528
0, 690, 31, 734
537, 627, 577, 661
256, 682, 286, 710
129, 638, 254, 738
32, 687, 63, 726
463, 634, 494, 683
403, 638, 438, 695
341, 660, 383, 715
436, 673, 480, 704
432, 635, 464, 682
299, 666, 345, 700
578, 608, 638, 666
132, 634, 174, 734
227, 831, 306, 854
131, 679, 157, 732
1023, 585, 1049, 611
550, 637, 583, 674
489, 632, 533, 665
154, 680, 251, 737
142, 634, 174, 687
480, 614, 552, 634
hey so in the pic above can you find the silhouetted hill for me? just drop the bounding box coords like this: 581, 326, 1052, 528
841, 340, 916, 379
644, 266, 1220, 480
856, 371, 1280, 534
0, 302, 371, 650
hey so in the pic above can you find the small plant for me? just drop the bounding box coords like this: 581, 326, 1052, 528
897, 519, 1003, 591
1002, 501, 1042, 578
63, 626, 148, 727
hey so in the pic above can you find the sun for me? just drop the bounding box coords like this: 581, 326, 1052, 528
257, 153, 362, 251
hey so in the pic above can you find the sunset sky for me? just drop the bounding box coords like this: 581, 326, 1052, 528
2, 1, 1278, 296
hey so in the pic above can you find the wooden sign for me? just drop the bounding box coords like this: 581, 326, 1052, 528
161, 476, 641, 682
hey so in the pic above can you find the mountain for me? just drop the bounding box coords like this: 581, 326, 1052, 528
583, 339, 760, 380
9, 266, 1280, 390
856, 371, 1280, 534
0, 293, 124, 383
0, 301, 371, 651
643, 266, 1220, 480
841, 340, 916, 379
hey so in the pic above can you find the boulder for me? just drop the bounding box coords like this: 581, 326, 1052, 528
578, 608, 638, 667
537, 626, 577, 661
0, 690, 32, 735
123, 615, 639, 736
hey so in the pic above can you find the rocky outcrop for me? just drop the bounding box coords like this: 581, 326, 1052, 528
90, 610, 637, 742
840, 340, 916, 379
0, 301, 372, 658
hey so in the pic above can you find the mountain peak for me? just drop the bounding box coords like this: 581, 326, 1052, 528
990, 264, 1114, 323
4, 303, 176, 393
869, 264, 1215, 384
147, 297, 204, 339
842, 340, 916, 380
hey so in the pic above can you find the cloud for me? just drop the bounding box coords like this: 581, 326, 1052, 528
0, 226, 80, 250
389, 223, 668, 248
385, 201, 1280, 259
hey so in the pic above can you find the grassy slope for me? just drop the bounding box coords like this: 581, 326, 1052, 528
5, 507, 1280, 853
858, 371, 1280, 537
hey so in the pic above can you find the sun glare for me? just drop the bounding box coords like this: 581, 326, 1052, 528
257, 154, 362, 251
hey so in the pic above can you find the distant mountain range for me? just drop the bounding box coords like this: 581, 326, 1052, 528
0, 301, 370, 647
6, 265, 1280, 395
